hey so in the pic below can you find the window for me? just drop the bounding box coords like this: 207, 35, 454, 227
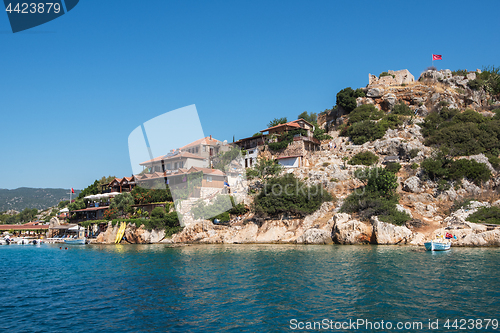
179, 161, 184, 168
207, 176, 212, 182
195, 147, 199, 153
166, 163, 171, 170
203, 146, 206, 152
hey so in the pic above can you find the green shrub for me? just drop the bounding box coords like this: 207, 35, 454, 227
151, 206, 167, 219
421, 156, 491, 185
409, 148, 420, 159
347, 121, 386, 145
365, 167, 398, 196
380, 114, 403, 130
486, 154, 500, 169
410, 163, 419, 170
349, 151, 379, 166
322, 162, 330, 167
392, 101, 412, 115
385, 162, 401, 173
437, 179, 451, 191
341, 190, 409, 226
348, 104, 384, 124
313, 127, 332, 141
468, 66, 500, 96
254, 174, 333, 217
467, 206, 500, 224
379, 72, 395, 79
422, 108, 500, 156
336, 87, 365, 114
452, 69, 468, 77
341, 167, 409, 225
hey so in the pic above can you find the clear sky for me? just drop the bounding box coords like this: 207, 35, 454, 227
1, 0, 499, 190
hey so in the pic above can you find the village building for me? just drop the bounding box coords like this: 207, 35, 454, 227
235, 119, 321, 169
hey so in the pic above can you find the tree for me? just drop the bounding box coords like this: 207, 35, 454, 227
78, 180, 100, 199
254, 174, 333, 217
336, 87, 365, 114
110, 193, 134, 217
246, 158, 283, 180
297, 111, 317, 124
267, 117, 287, 128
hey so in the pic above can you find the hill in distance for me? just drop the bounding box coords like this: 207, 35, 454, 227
0, 188, 81, 212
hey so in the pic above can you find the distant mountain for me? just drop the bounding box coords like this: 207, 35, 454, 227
0, 188, 81, 212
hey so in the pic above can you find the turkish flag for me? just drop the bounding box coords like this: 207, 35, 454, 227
71, 188, 75, 194
432, 54, 442, 60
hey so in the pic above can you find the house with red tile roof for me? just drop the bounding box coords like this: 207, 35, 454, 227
260, 119, 315, 137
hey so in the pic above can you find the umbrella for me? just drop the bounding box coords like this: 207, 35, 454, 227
59, 208, 69, 213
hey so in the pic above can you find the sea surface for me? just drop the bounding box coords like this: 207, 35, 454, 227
0, 244, 499, 332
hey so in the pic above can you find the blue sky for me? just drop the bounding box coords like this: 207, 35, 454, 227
0, 0, 499, 190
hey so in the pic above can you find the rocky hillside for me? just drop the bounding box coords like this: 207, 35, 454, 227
94, 68, 500, 246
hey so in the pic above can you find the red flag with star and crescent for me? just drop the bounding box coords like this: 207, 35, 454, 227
71, 188, 75, 194
432, 54, 442, 60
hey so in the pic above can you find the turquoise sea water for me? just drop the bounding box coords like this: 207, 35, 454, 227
0, 244, 499, 332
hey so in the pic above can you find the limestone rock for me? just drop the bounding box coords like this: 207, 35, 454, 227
49, 217, 60, 227
96, 221, 119, 244
366, 88, 384, 98
396, 204, 412, 218
409, 232, 426, 246
332, 213, 373, 244
383, 93, 397, 110
296, 228, 333, 244
403, 176, 422, 193
371, 216, 412, 245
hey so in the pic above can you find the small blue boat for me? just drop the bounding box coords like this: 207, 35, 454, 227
424, 240, 451, 251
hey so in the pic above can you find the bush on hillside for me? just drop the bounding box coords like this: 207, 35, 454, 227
349, 151, 379, 166
392, 101, 413, 115
347, 121, 386, 145
421, 156, 491, 185
467, 66, 500, 97
341, 167, 409, 226
348, 104, 384, 124
336, 87, 365, 114
380, 114, 403, 130
379, 71, 395, 79
385, 162, 401, 173
466, 206, 500, 225
254, 174, 333, 217
151, 206, 167, 219
422, 107, 500, 156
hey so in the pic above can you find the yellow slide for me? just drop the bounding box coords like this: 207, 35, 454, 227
115, 222, 126, 244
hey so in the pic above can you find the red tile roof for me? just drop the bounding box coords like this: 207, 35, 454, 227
140, 151, 205, 166
0, 224, 49, 230
180, 136, 221, 150
260, 119, 313, 133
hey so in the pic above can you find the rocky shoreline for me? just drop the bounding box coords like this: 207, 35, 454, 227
90, 200, 500, 247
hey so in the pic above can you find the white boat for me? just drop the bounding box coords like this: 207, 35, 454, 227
16, 238, 32, 245
64, 237, 86, 245
424, 239, 451, 251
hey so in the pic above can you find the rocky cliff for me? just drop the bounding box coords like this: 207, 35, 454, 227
93, 68, 500, 247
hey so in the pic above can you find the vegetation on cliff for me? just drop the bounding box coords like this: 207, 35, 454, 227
422, 108, 500, 158
341, 167, 410, 226
467, 206, 500, 225
253, 173, 333, 217
421, 154, 491, 186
